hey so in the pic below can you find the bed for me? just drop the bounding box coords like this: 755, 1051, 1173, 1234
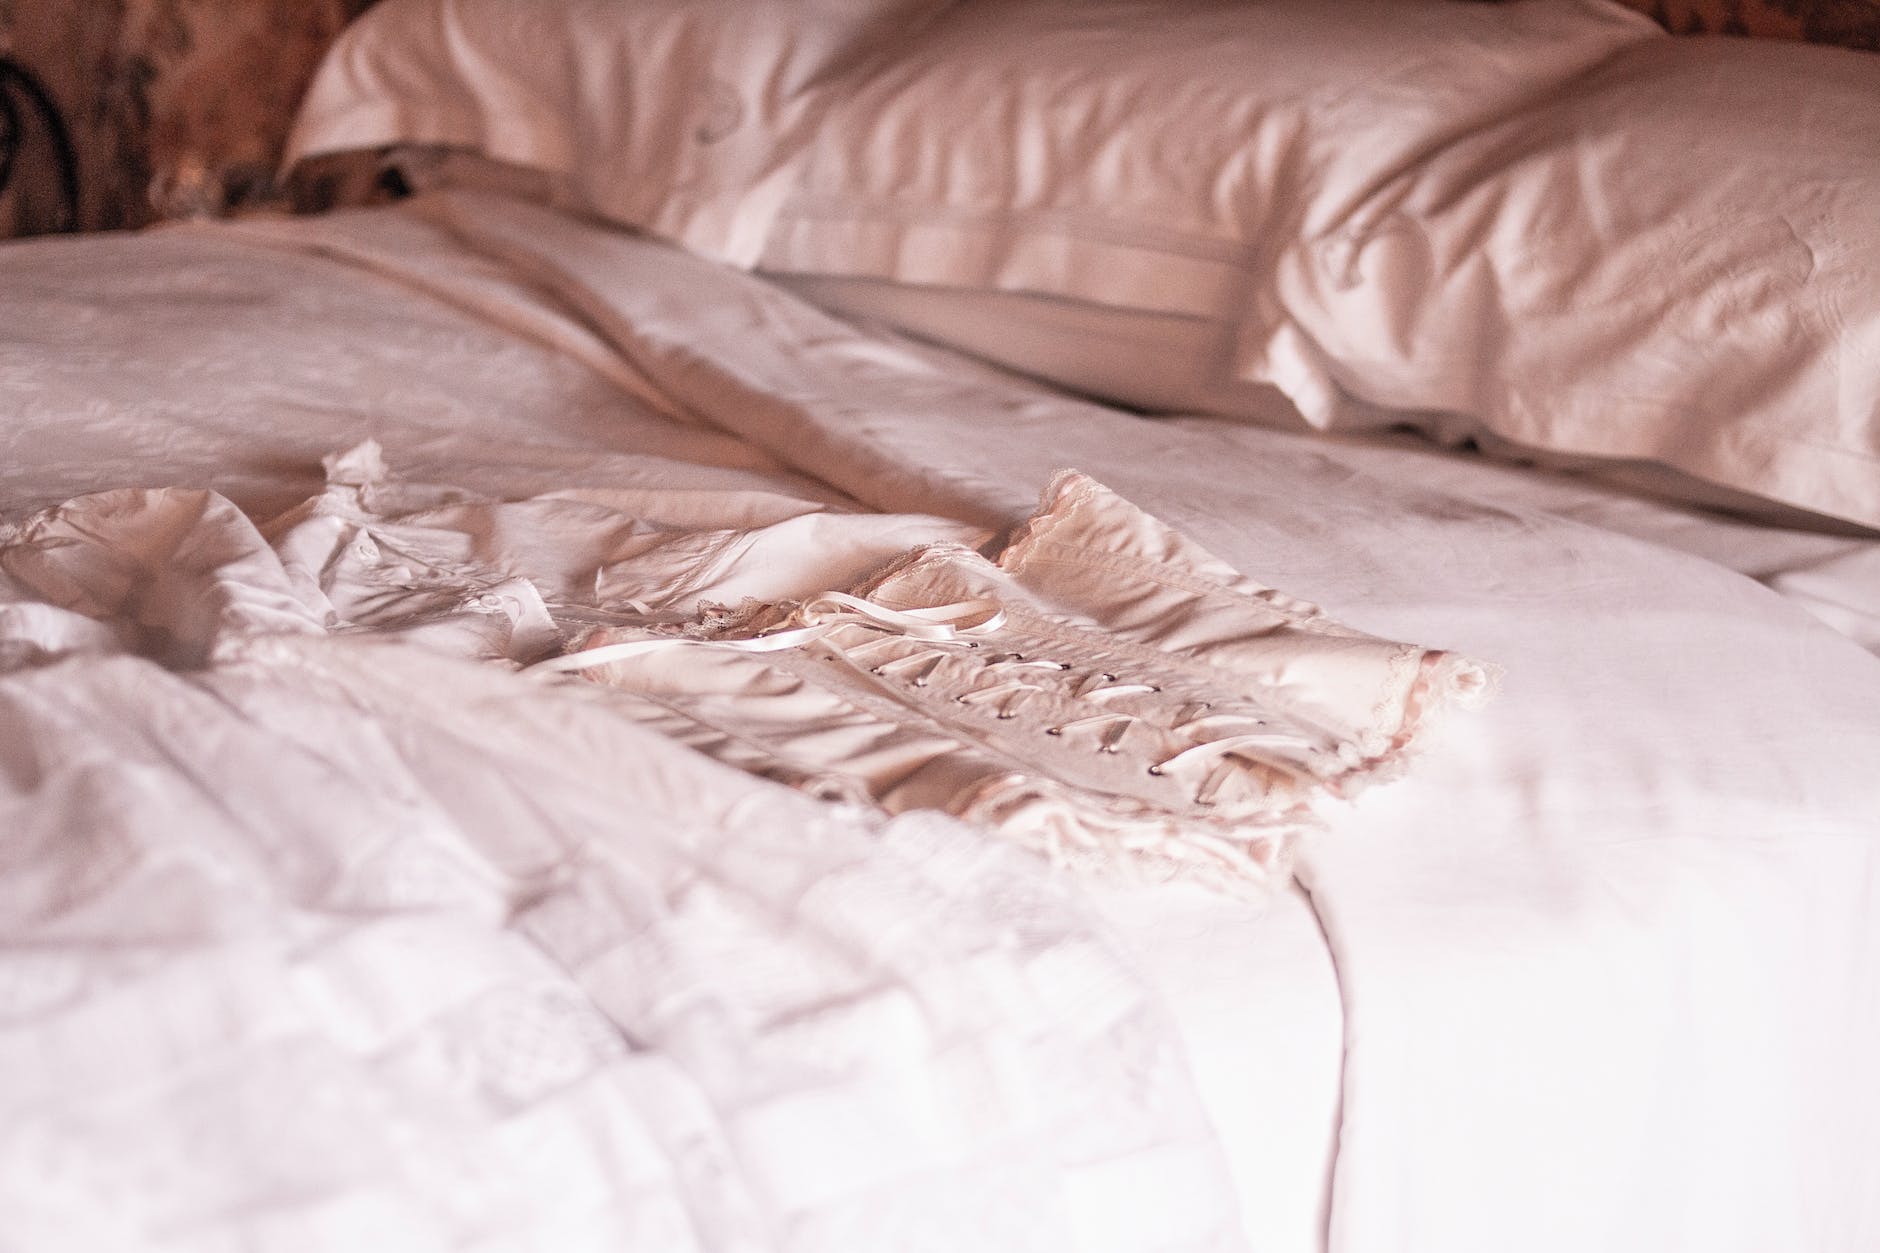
2, 2, 1878, 1249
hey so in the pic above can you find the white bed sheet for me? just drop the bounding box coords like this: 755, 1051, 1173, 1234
4, 193, 1879, 1251
0, 200, 1336, 1251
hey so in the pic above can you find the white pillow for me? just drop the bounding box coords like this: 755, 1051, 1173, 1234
286, 0, 947, 263
290, 0, 1652, 308
1254, 34, 1880, 530
758, 0, 1657, 319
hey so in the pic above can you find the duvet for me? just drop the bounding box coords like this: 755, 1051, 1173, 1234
2, 191, 1879, 1252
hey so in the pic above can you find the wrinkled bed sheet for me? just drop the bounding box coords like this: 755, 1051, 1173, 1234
0, 199, 1334, 1253
0, 593, 1240, 1251
3, 193, 1879, 1252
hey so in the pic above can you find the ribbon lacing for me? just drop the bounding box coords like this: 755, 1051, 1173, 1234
856, 637, 1336, 806
533, 589, 1331, 811
527, 592, 1006, 675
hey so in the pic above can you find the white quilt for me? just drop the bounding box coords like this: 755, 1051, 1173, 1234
0, 479, 1246, 1251
3, 193, 1879, 1252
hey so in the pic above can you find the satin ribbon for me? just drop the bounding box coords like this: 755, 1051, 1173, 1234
529, 593, 1006, 677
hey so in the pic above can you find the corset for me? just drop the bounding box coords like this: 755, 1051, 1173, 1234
538, 472, 1494, 898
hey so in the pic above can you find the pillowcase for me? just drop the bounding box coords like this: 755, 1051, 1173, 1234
758, 0, 1657, 320
1252, 34, 1880, 530
285, 0, 947, 262
288, 0, 1653, 308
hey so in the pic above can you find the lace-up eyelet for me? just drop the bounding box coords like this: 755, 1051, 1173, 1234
1146, 765, 1164, 776
1044, 727, 1063, 737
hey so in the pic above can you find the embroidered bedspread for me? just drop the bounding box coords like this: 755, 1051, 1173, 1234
0, 470, 1249, 1251
6, 193, 1880, 1253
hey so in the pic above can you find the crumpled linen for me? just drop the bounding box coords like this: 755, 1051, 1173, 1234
7, 193, 1880, 1253
552, 471, 1494, 899
0, 467, 1246, 1252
